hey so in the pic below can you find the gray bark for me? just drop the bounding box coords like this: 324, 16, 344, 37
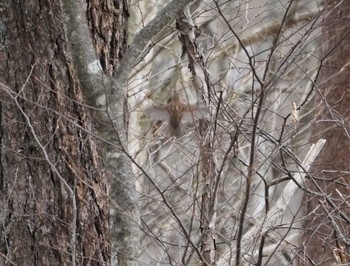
59, 0, 193, 264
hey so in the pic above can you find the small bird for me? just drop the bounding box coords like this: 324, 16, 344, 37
144, 92, 209, 137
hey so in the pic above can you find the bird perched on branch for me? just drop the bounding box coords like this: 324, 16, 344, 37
144, 92, 209, 137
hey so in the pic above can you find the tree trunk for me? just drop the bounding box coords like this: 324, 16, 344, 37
302, 1, 350, 265
0, 0, 126, 264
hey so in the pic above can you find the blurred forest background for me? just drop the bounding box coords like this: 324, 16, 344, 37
1, 0, 350, 265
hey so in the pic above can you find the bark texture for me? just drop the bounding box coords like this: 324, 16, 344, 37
302, 1, 350, 265
86, 0, 129, 75
0, 1, 110, 264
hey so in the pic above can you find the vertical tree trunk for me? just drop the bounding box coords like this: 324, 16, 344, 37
0, 0, 128, 264
302, 1, 350, 265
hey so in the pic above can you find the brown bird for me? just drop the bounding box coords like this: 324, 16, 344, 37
144, 92, 209, 137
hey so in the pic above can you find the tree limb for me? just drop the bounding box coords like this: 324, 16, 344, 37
59, 0, 193, 265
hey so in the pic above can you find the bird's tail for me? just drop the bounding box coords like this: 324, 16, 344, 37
166, 124, 184, 137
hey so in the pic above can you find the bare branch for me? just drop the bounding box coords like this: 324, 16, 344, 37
218, 139, 326, 265
115, 0, 193, 86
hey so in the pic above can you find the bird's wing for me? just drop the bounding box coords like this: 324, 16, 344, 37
182, 106, 209, 122
144, 106, 170, 122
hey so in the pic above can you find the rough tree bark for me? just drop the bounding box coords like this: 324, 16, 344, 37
0, 1, 110, 265
0, 0, 196, 264
302, 1, 350, 265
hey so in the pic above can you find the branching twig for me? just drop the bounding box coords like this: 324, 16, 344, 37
217, 139, 326, 265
